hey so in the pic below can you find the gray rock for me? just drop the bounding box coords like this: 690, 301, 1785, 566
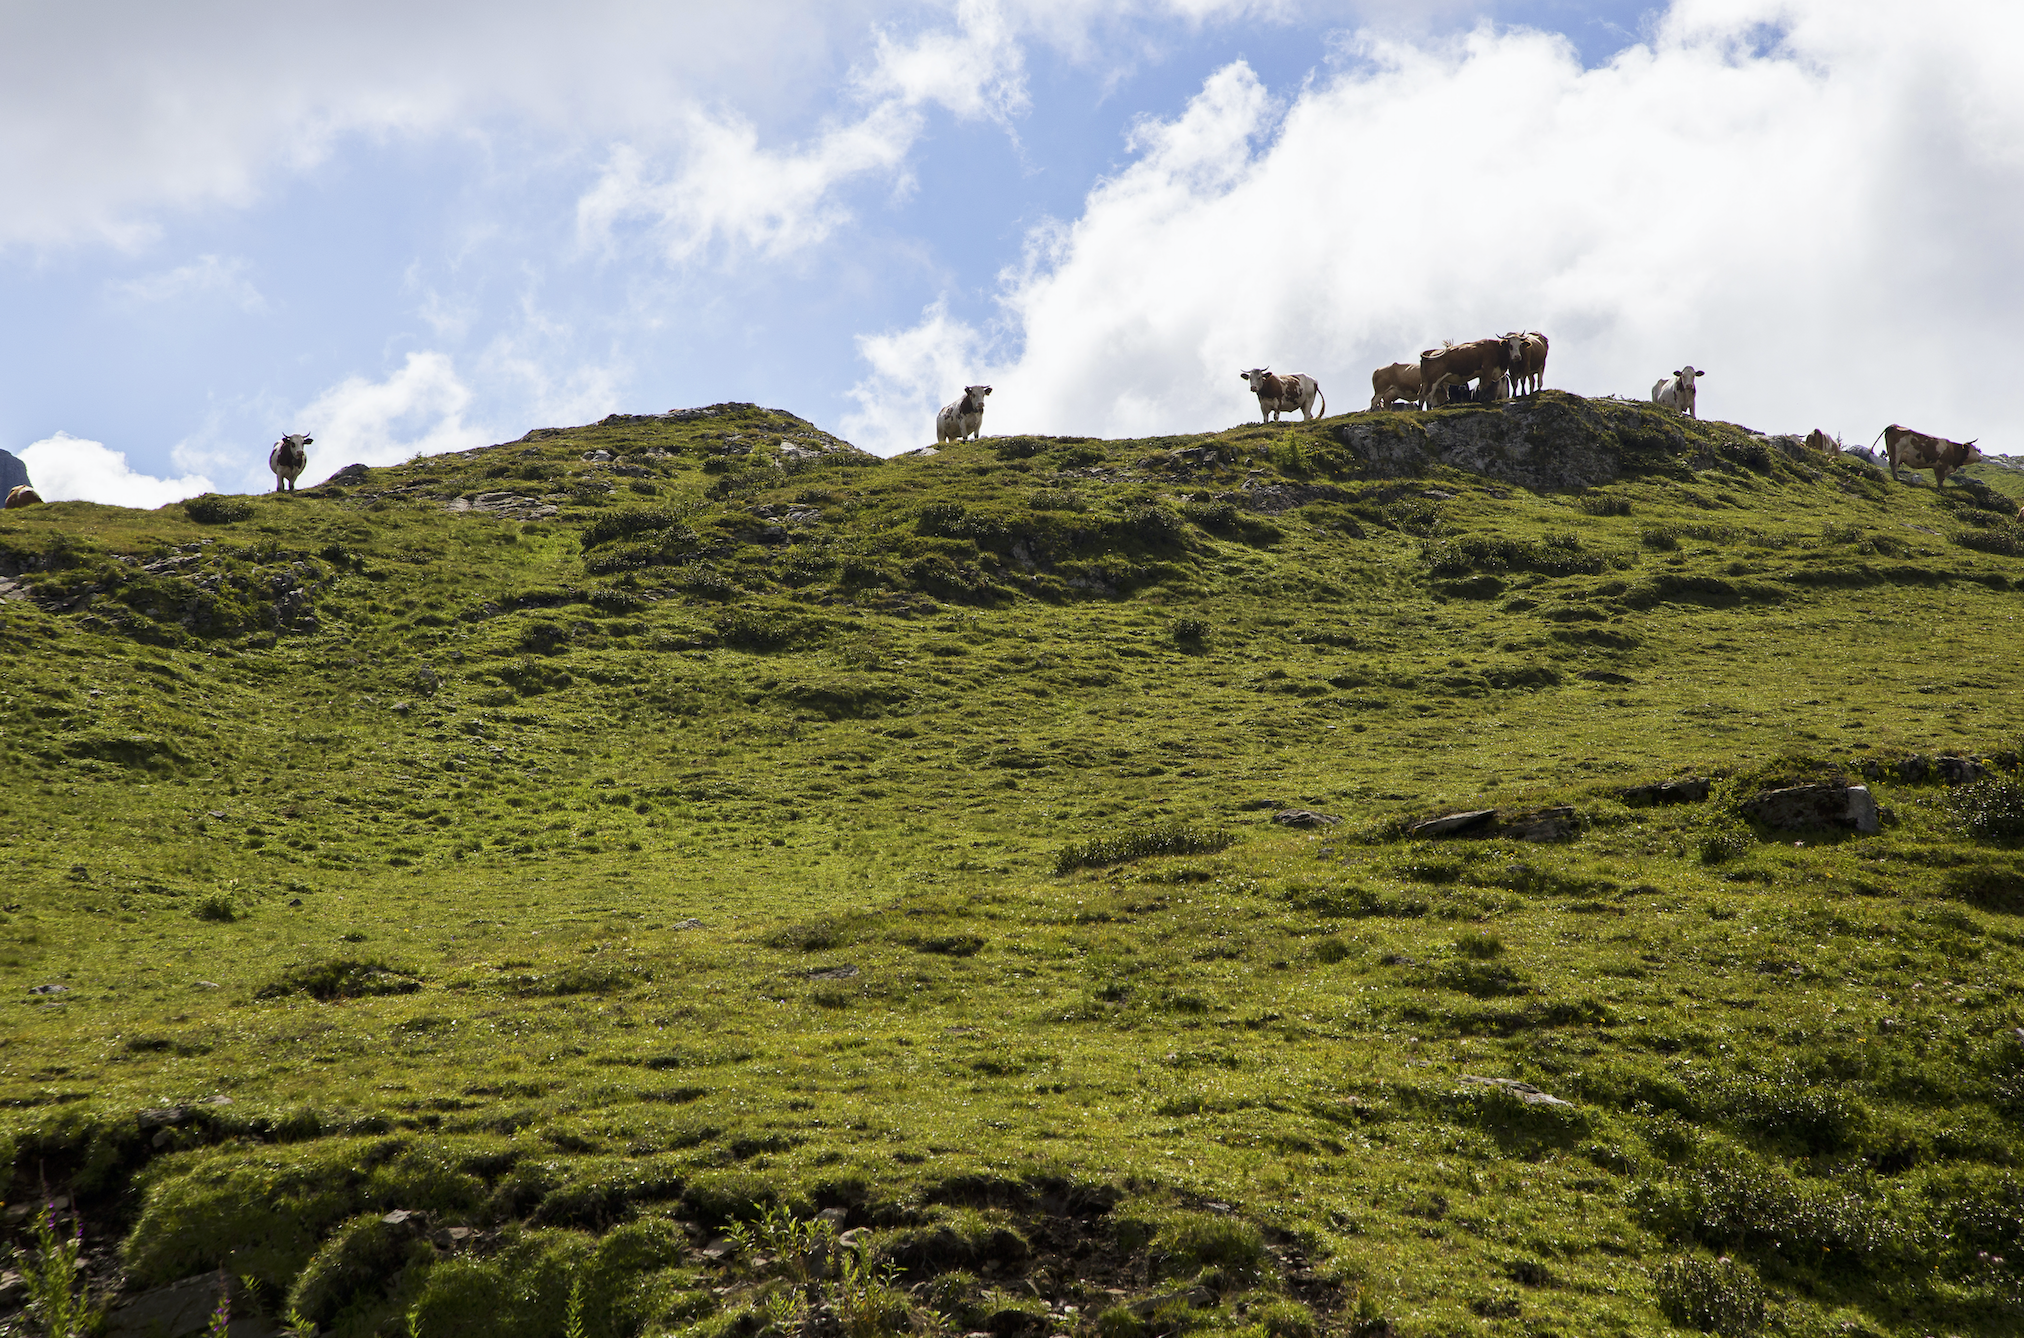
1334, 394, 1638, 491
671, 918, 704, 930
138, 1106, 191, 1130
321, 463, 371, 487
1461, 1075, 1572, 1108
1272, 809, 1340, 827
1501, 806, 1579, 842
1620, 778, 1710, 806
808, 965, 859, 981
106, 1273, 276, 1338
1408, 809, 1497, 838
1937, 755, 1986, 785
1741, 783, 1879, 834
27, 983, 68, 995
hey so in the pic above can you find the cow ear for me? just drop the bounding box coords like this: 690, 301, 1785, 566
1694, 370, 1704, 377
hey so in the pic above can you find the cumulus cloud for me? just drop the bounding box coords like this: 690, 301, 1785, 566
16, 432, 215, 507
846, 0, 2024, 452
295, 350, 491, 470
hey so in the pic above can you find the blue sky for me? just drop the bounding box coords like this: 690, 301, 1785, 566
2, 0, 2018, 502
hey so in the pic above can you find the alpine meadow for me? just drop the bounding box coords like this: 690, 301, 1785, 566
4, 393, 2024, 1338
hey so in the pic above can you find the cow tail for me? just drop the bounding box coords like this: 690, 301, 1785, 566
1314, 387, 1326, 419
1869, 427, 1887, 450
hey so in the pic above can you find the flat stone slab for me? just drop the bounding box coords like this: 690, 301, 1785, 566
106, 1274, 276, 1338
1620, 778, 1710, 806
1741, 783, 1879, 834
1273, 809, 1341, 827
1461, 1076, 1573, 1108
1409, 809, 1496, 838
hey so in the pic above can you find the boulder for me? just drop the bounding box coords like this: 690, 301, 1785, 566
1409, 809, 1496, 838
1273, 809, 1340, 828
1741, 783, 1880, 834
1501, 807, 1579, 842
1333, 393, 1630, 491
1461, 1075, 1572, 1107
107, 1274, 276, 1338
1620, 778, 1710, 806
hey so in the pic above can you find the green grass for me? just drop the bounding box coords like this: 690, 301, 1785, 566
0, 397, 2022, 1338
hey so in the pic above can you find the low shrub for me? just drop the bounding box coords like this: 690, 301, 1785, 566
1952, 776, 2024, 842
184, 494, 254, 525
191, 894, 239, 923
1054, 823, 1235, 874
1650, 1256, 1766, 1337
255, 958, 422, 1000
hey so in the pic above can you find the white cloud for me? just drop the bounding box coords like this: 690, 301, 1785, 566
295, 350, 491, 470
112, 254, 265, 311
848, 0, 2024, 450
16, 432, 215, 507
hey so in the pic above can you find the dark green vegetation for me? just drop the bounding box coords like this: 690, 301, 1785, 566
2, 395, 2023, 1338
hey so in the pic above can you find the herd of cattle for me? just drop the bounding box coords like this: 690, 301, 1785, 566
926, 328, 1997, 495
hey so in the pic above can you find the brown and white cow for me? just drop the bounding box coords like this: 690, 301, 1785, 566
1369, 362, 1423, 411
269, 433, 313, 491
1419, 336, 1520, 408
1652, 367, 1704, 418
1502, 331, 1549, 395
4, 485, 43, 509
1802, 429, 1839, 455
1871, 424, 1983, 487
1241, 369, 1325, 422
936, 386, 992, 443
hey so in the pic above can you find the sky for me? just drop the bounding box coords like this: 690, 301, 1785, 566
2, 0, 2019, 503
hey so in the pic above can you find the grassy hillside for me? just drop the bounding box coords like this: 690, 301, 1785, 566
1, 394, 2022, 1338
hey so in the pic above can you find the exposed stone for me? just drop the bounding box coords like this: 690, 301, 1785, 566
1501, 807, 1579, 842
322, 463, 371, 486
1333, 393, 1638, 491
27, 983, 68, 995
1460, 1075, 1573, 1108
138, 1105, 191, 1130
1937, 755, 1986, 785
106, 1273, 276, 1338
808, 965, 860, 981
671, 919, 704, 930
1620, 778, 1711, 806
580, 449, 616, 463
1408, 810, 1496, 838
1272, 809, 1340, 828
1740, 783, 1880, 834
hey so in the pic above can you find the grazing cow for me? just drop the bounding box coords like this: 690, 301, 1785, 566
1870, 424, 1983, 487
1502, 331, 1549, 395
4, 486, 43, 509
269, 433, 313, 492
1370, 362, 1423, 411
1420, 336, 1521, 408
936, 386, 992, 443
1652, 367, 1704, 418
1241, 369, 1325, 422
1803, 429, 1839, 455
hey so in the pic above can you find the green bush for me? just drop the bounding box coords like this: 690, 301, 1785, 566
191, 894, 239, 923
1453, 930, 1504, 959
1054, 823, 1235, 874
184, 494, 254, 524
1951, 777, 2024, 842
255, 958, 421, 1000
1650, 1256, 1765, 1336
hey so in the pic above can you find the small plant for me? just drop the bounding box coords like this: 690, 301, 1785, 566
1698, 831, 1753, 864
1453, 930, 1505, 959
185, 494, 254, 525
1576, 492, 1632, 516
192, 893, 240, 923
1313, 937, 1352, 964
833, 1250, 906, 1338
1055, 822, 1235, 874
1640, 526, 1681, 551
1171, 617, 1208, 644
1951, 775, 2024, 841
206, 1272, 231, 1338
563, 1276, 585, 1338
282, 1306, 319, 1338
13, 1204, 103, 1338
1651, 1255, 1765, 1336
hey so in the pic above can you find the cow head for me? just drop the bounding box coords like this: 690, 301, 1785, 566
962, 385, 992, 410
1676, 367, 1704, 381
278, 433, 313, 458
1961, 439, 1984, 465
1501, 333, 1525, 368
1240, 368, 1270, 392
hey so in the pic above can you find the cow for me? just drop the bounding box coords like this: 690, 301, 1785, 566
1503, 331, 1549, 395
1803, 429, 1839, 455
936, 386, 992, 443
1870, 424, 1983, 487
1652, 367, 1704, 418
1420, 336, 1521, 409
1370, 362, 1423, 411
269, 433, 313, 491
4, 486, 43, 509
1241, 369, 1325, 422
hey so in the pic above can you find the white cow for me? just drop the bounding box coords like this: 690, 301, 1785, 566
1240, 369, 1326, 422
1652, 367, 1704, 418
269, 433, 313, 491
936, 386, 992, 443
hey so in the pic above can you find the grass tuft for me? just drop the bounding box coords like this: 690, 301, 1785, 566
1053, 823, 1235, 874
